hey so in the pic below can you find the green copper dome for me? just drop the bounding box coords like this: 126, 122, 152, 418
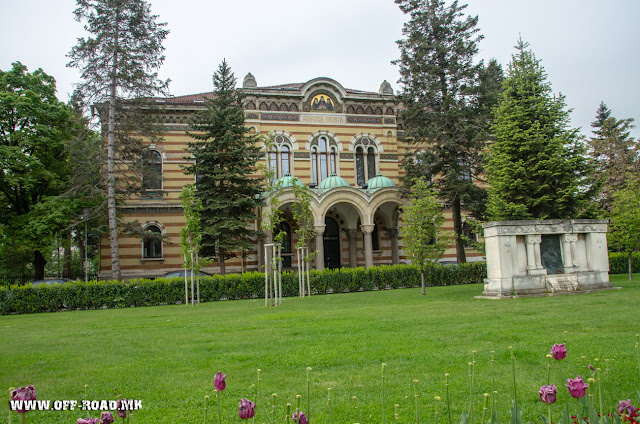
367, 172, 396, 189
318, 173, 350, 190
274, 173, 304, 188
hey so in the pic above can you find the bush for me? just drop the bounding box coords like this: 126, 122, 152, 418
608, 252, 640, 275
1, 263, 487, 315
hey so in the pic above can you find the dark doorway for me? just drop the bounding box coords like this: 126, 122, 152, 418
324, 217, 341, 269
278, 222, 292, 268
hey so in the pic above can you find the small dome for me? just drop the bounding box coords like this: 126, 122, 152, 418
379, 80, 394, 95
318, 173, 350, 190
367, 172, 396, 189
274, 173, 304, 188
243, 72, 257, 88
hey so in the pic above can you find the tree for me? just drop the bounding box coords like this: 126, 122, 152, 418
485, 39, 593, 221
185, 60, 264, 275
68, 0, 169, 280
588, 102, 638, 213
608, 176, 640, 281
402, 178, 452, 294
394, 0, 491, 263
0, 62, 74, 278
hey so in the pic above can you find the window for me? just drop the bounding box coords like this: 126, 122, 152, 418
143, 150, 162, 190
267, 135, 293, 179
458, 158, 472, 181
142, 225, 162, 259
354, 138, 377, 186
310, 135, 337, 183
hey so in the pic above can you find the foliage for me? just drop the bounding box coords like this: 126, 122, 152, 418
0, 62, 75, 277
0, 263, 487, 314
608, 177, 640, 280
608, 252, 640, 275
486, 39, 594, 221
395, 0, 497, 262
68, 0, 170, 280
402, 178, 452, 289
185, 60, 264, 274
291, 180, 316, 262
588, 102, 639, 214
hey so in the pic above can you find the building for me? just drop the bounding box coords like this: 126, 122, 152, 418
99, 75, 482, 279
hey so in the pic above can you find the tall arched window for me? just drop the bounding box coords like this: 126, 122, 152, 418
310, 135, 338, 184
267, 135, 293, 179
311, 147, 318, 185
142, 225, 162, 259
319, 136, 328, 181
354, 138, 377, 186
143, 150, 162, 190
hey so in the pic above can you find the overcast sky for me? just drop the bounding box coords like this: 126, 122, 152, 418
2, 0, 639, 138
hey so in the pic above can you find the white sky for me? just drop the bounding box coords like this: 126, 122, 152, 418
1, 0, 639, 138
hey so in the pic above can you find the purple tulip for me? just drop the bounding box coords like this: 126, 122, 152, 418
292, 411, 309, 424
214, 371, 226, 392
77, 419, 99, 424
100, 411, 115, 424
565, 375, 588, 398
538, 384, 557, 404
618, 400, 638, 416
238, 398, 255, 419
10, 385, 37, 413
550, 343, 567, 360
116, 399, 129, 418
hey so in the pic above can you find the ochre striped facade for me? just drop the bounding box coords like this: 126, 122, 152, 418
100, 76, 482, 279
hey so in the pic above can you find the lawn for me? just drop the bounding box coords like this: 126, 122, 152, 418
2, 275, 638, 424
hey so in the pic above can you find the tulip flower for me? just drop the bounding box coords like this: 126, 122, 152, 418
116, 399, 129, 418
292, 411, 309, 424
214, 371, 226, 392
550, 344, 567, 360
538, 384, 557, 404
238, 398, 255, 419
618, 400, 638, 416
565, 376, 588, 398
10, 385, 37, 413
99, 411, 114, 424
77, 418, 99, 424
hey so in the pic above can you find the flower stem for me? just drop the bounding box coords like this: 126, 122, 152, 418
445, 373, 452, 424
382, 363, 387, 424
204, 395, 209, 424
413, 380, 420, 424
510, 346, 518, 412
286, 403, 291, 424
469, 360, 475, 424
482, 393, 489, 424
327, 388, 333, 424
306, 367, 311, 422
435, 396, 441, 424
216, 391, 221, 424
353, 396, 361, 424
547, 403, 552, 424
395, 404, 400, 421
296, 394, 301, 424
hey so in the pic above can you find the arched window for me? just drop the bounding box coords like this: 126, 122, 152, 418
319, 136, 328, 181
354, 138, 377, 186
142, 225, 162, 259
267, 135, 293, 179
311, 147, 318, 185
143, 150, 162, 190
330, 147, 337, 174
310, 135, 338, 184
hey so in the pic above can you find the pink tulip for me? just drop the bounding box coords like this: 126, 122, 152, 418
99, 411, 115, 424
238, 398, 255, 419
538, 384, 557, 404
618, 400, 638, 416
565, 375, 588, 398
77, 419, 99, 424
214, 371, 226, 392
292, 411, 309, 424
550, 343, 567, 360
116, 399, 129, 418
10, 385, 36, 413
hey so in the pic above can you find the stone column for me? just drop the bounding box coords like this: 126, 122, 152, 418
526, 235, 545, 275
348, 229, 358, 268
313, 225, 326, 271
388, 227, 400, 265
361, 224, 375, 269
562, 233, 577, 271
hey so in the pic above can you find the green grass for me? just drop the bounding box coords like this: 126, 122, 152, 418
1, 275, 639, 424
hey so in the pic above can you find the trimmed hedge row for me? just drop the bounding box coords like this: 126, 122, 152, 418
608, 252, 640, 275
0, 263, 487, 315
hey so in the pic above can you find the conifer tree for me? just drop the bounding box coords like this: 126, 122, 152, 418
485, 39, 592, 221
395, 0, 494, 262
68, 0, 169, 280
588, 102, 638, 213
185, 60, 264, 275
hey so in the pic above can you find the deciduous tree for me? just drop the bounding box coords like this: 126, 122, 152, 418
68, 0, 169, 280
608, 176, 640, 281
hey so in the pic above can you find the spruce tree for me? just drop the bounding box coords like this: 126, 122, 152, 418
588, 102, 638, 213
185, 60, 264, 275
68, 0, 169, 280
485, 39, 592, 221
395, 0, 495, 263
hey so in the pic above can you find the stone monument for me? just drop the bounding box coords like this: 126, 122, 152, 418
481, 219, 613, 298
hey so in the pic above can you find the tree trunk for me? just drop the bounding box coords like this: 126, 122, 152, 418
63, 231, 72, 278
34, 250, 46, 280
107, 24, 121, 281
629, 252, 633, 282
421, 270, 425, 295
219, 246, 226, 275
452, 195, 467, 263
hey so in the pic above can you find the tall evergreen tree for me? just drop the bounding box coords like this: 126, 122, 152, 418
185, 61, 264, 275
394, 0, 492, 263
68, 0, 169, 280
485, 39, 592, 221
588, 102, 638, 213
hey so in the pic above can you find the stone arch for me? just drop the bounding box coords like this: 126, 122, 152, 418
315, 189, 369, 226
306, 130, 342, 151
349, 133, 383, 153
271, 129, 299, 150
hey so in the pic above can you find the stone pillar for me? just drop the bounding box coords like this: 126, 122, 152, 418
526, 235, 545, 275
348, 229, 358, 268
562, 233, 577, 271
388, 228, 400, 265
313, 225, 325, 271
361, 224, 375, 269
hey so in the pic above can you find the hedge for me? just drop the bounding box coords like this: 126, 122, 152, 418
0, 263, 487, 315
608, 252, 640, 275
